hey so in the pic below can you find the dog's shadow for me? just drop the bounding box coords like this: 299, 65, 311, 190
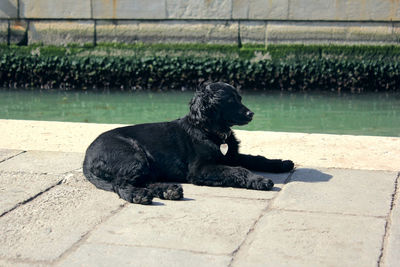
256, 168, 333, 191
152, 197, 195, 206
288, 168, 333, 183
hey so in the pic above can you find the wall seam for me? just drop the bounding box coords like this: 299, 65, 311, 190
17, 0, 20, 19
7, 20, 10, 45
287, 0, 291, 20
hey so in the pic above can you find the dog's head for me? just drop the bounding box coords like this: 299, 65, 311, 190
189, 82, 254, 130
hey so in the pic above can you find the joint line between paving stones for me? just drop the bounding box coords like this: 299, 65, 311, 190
84, 241, 229, 257
189, 194, 274, 201
0, 256, 50, 266
273, 208, 386, 219
53, 203, 128, 265
0, 150, 26, 164
378, 171, 400, 267
228, 170, 295, 267
0, 179, 63, 218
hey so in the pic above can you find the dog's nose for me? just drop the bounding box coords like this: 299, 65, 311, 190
246, 111, 254, 118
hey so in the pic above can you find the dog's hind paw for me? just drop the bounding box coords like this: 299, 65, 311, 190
131, 189, 154, 205
163, 184, 184, 200
117, 186, 154, 205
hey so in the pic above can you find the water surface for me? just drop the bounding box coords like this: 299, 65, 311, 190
0, 90, 399, 137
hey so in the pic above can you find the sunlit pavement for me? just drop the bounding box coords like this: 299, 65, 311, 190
0, 119, 399, 266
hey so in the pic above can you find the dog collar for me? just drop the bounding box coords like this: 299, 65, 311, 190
203, 128, 231, 156
205, 129, 231, 143
211, 129, 231, 156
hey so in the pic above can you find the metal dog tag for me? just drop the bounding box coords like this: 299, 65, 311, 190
220, 143, 228, 155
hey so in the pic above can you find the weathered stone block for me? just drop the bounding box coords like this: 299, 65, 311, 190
363, 0, 400, 21
289, 0, 400, 21
346, 23, 397, 43
289, 0, 337, 21
28, 20, 94, 45
167, 0, 232, 19
266, 21, 397, 45
233, 0, 288, 20
97, 20, 238, 44
96, 20, 140, 44
240, 21, 266, 44
19, 0, 91, 19
93, 0, 166, 19
232, 0, 248, 19
0, 0, 18, 19
266, 21, 346, 44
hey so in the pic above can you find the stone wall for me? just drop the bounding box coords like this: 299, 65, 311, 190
1, 0, 400, 45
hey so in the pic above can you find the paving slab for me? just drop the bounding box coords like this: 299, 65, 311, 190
272, 168, 397, 217
58, 243, 231, 267
86, 196, 268, 255
0, 171, 63, 215
0, 150, 83, 174
0, 149, 23, 162
384, 173, 400, 267
232, 210, 386, 267
0, 172, 125, 262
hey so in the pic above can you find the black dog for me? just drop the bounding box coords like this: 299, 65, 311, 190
83, 82, 294, 204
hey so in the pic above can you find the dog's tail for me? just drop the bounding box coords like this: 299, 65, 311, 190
83, 157, 114, 192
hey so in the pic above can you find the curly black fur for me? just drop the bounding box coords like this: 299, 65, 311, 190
83, 82, 294, 204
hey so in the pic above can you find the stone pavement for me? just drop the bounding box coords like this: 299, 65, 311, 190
0, 119, 399, 267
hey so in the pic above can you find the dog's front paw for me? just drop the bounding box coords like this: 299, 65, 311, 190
248, 177, 274, 191
163, 184, 184, 200
280, 160, 294, 172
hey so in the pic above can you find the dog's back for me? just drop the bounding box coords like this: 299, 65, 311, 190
83, 119, 193, 190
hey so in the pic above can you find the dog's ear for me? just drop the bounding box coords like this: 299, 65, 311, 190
188, 83, 214, 125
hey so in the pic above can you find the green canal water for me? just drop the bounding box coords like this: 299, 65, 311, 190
0, 90, 399, 137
